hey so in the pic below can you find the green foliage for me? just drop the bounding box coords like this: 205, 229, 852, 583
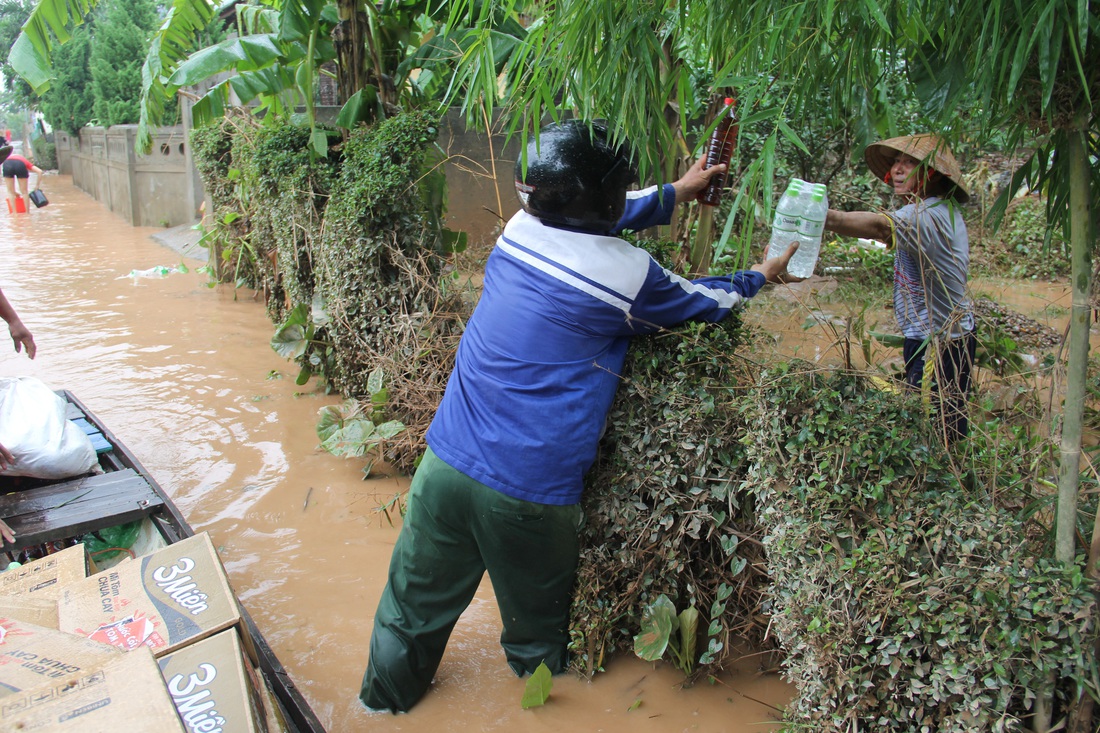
136, 0, 220, 152
743, 366, 1096, 731
317, 111, 437, 386
973, 197, 1070, 281
271, 299, 336, 388
520, 662, 553, 709
316, 371, 406, 479
816, 239, 893, 286
316, 110, 469, 472
30, 135, 56, 169
240, 122, 341, 321
190, 120, 260, 289
573, 305, 769, 679
89, 0, 159, 127
633, 594, 700, 676
193, 110, 468, 476
38, 22, 94, 134
0, 0, 37, 109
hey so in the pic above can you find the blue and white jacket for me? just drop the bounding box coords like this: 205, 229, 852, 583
426, 184, 765, 506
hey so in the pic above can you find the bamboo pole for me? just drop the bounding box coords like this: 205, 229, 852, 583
1056, 122, 1092, 562
1038, 118, 1094, 733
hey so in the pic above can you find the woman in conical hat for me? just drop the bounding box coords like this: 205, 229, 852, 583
824, 132, 976, 444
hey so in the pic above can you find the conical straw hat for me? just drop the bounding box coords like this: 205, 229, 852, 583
864, 133, 970, 203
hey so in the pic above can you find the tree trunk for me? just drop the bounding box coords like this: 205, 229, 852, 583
334, 0, 368, 105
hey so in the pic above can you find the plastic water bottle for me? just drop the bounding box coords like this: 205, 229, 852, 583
696, 98, 737, 207
766, 180, 805, 262
786, 184, 828, 279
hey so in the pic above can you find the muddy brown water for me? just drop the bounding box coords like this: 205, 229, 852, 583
1, 178, 790, 732
748, 272, 1086, 370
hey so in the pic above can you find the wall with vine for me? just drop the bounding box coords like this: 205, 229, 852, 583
191, 111, 470, 473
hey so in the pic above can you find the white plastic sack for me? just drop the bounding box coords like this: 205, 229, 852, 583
0, 377, 97, 479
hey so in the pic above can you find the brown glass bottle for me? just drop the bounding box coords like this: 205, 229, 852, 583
696, 97, 737, 207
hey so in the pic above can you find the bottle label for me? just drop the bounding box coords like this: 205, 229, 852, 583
774, 212, 799, 231
798, 218, 825, 237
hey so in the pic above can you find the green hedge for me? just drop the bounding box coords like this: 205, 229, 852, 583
744, 365, 1095, 731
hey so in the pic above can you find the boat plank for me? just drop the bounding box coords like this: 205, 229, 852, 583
0, 469, 165, 552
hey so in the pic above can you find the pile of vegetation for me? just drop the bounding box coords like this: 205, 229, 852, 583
192, 111, 470, 474
191, 118, 255, 288
315, 111, 469, 472
574, 313, 772, 677
742, 365, 1095, 731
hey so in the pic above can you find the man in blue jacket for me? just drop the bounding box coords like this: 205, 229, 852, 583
360, 120, 797, 713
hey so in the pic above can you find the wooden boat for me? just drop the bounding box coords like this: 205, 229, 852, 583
0, 390, 326, 733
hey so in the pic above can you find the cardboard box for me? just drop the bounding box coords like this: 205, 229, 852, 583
0, 618, 120, 698
57, 533, 241, 657
0, 544, 94, 602
0, 645, 185, 732
158, 629, 268, 733
0, 595, 59, 629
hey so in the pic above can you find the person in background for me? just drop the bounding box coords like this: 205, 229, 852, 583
0, 284, 36, 543
2, 151, 43, 214
823, 133, 975, 443
360, 120, 798, 713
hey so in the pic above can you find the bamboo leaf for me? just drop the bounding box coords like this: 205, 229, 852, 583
776, 119, 809, 156
858, 0, 890, 32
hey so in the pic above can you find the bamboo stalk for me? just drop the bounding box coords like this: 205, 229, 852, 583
1040, 118, 1093, 733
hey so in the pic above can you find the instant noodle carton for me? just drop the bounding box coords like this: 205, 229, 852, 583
57, 532, 241, 657
0, 594, 59, 628
0, 543, 95, 602
0, 617, 120, 698
0, 645, 185, 732
158, 629, 270, 733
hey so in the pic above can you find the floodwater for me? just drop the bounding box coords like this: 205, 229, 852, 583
747, 270, 1083, 369
0, 178, 790, 732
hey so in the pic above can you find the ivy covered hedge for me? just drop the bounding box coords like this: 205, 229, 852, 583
316, 111, 467, 470
577, 312, 1094, 729
241, 124, 341, 323
574, 316, 773, 677
192, 112, 469, 473
743, 365, 1095, 731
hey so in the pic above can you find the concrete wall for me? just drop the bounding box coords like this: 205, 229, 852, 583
64, 125, 198, 228
55, 131, 73, 176
53, 109, 519, 243
438, 108, 523, 249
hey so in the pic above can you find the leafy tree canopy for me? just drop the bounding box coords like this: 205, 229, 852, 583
39, 22, 94, 134
89, 0, 159, 127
